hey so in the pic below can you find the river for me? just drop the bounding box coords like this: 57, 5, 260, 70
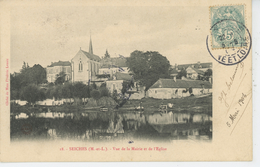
11, 110, 212, 142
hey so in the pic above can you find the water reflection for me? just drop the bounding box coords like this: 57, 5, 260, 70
11, 111, 212, 142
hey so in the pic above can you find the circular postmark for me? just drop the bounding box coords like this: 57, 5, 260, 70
206, 19, 251, 66
21, 123, 33, 135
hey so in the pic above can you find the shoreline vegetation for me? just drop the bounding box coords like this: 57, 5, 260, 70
11, 93, 212, 115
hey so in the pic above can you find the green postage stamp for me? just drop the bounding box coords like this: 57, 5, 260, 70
210, 5, 246, 49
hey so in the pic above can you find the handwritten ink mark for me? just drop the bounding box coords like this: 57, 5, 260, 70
225, 73, 247, 115
230, 96, 252, 135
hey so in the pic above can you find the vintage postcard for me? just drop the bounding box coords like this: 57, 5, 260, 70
0, 0, 252, 162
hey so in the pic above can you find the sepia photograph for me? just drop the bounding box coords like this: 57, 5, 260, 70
10, 5, 213, 143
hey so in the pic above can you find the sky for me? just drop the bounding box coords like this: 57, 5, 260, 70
10, 5, 212, 73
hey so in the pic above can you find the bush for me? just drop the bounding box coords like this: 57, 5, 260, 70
99, 87, 109, 97
50, 85, 62, 100
91, 82, 97, 90
62, 83, 74, 99
90, 90, 101, 100
20, 84, 46, 106
112, 90, 119, 103
74, 82, 87, 99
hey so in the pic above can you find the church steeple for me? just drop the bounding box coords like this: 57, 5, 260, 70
89, 35, 93, 54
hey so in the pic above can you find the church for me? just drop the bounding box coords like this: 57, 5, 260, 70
71, 37, 101, 84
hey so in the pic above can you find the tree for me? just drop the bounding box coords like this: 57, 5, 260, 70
61, 83, 73, 98
99, 87, 110, 97
10, 73, 22, 91
126, 50, 170, 91
50, 85, 62, 100
177, 68, 187, 79
20, 61, 29, 73
55, 71, 67, 85
73, 82, 87, 99
203, 69, 213, 81
121, 80, 134, 95
18, 64, 46, 86
30, 64, 47, 85
10, 63, 46, 102
20, 84, 46, 107
91, 82, 97, 90
90, 90, 101, 100
11, 89, 19, 101
112, 90, 119, 103
204, 69, 212, 77
60, 83, 75, 104
104, 49, 110, 58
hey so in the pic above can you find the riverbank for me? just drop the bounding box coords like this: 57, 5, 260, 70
117, 94, 212, 115
11, 94, 212, 115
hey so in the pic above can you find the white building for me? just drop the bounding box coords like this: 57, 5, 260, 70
46, 61, 71, 83
147, 78, 212, 99
71, 38, 101, 84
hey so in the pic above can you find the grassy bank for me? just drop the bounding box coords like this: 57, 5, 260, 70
117, 94, 212, 115
11, 94, 212, 115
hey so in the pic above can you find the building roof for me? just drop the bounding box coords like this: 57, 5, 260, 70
115, 72, 132, 81
47, 61, 71, 67
81, 50, 101, 62
100, 57, 128, 68
177, 62, 212, 70
169, 68, 178, 74
187, 66, 205, 75
150, 79, 212, 89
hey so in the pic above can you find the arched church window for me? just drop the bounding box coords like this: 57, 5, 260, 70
79, 60, 83, 71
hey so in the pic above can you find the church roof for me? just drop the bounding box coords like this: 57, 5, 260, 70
81, 50, 101, 62
47, 61, 71, 67
89, 37, 93, 54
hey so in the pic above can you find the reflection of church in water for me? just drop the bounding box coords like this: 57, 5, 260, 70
71, 37, 101, 84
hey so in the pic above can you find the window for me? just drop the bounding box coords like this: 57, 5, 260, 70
79, 60, 83, 71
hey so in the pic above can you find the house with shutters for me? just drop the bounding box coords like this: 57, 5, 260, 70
46, 61, 71, 83
71, 37, 101, 84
